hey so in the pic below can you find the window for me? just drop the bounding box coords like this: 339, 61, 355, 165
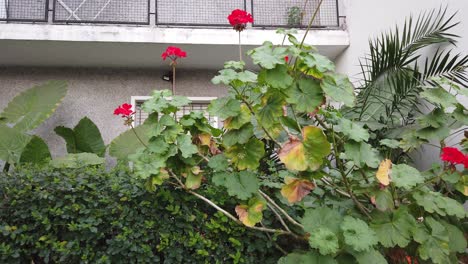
131, 96, 218, 127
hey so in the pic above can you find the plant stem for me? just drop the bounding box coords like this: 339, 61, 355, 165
299, 0, 324, 49
238, 31, 243, 61
130, 124, 148, 148
172, 65, 176, 95
331, 128, 372, 219
266, 202, 291, 232
238, 96, 282, 146
259, 190, 304, 229
168, 170, 293, 235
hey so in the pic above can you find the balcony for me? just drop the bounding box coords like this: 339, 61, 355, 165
0, 0, 348, 68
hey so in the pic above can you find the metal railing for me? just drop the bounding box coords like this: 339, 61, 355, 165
0, 0, 340, 28
156, 0, 245, 27
53, 0, 150, 25
0, 0, 48, 22
252, 0, 339, 28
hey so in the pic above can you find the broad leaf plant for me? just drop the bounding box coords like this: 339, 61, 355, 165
117, 27, 468, 264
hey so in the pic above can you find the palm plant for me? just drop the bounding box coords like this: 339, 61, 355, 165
348, 7, 468, 129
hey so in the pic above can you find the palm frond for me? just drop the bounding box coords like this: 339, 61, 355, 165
353, 6, 464, 124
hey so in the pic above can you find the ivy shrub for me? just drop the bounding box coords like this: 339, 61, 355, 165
0, 166, 279, 263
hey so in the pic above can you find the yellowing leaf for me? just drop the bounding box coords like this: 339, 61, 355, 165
302, 126, 331, 171
376, 159, 392, 186
235, 197, 266, 227
281, 177, 315, 203
278, 138, 308, 171
198, 133, 211, 146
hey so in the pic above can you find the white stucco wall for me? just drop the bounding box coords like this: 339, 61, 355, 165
335, 0, 468, 169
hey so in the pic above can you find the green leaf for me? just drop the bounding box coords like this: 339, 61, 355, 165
223, 123, 254, 147
303, 53, 335, 73
440, 221, 467, 253
416, 217, 450, 264
302, 126, 331, 171
207, 154, 229, 172
212, 69, 238, 85
420, 87, 458, 109
207, 97, 241, 120
141, 90, 172, 113
344, 141, 380, 168
54, 126, 76, 153
0, 80, 67, 132
416, 125, 450, 141
308, 228, 340, 255
335, 118, 370, 142
177, 134, 198, 159
224, 60, 245, 70
391, 164, 424, 189
50, 153, 104, 169
373, 189, 395, 212
185, 168, 203, 190
301, 207, 344, 234
248, 41, 288, 69
0, 125, 31, 164
452, 104, 468, 126
380, 139, 401, 149
75, 117, 106, 156
235, 196, 266, 227
341, 216, 378, 252
321, 73, 355, 107
223, 104, 251, 130
370, 207, 416, 248
413, 190, 466, 218
286, 78, 324, 113
19, 136, 51, 164
212, 171, 259, 200
353, 250, 387, 264
225, 138, 265, 171
417, 108, 446, 128
259, 64, 293, 89
257, 94, 284, 129
278, 251, 337, 264
109, 124, 151, 160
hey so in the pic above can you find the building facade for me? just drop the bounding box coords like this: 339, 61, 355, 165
0, 0, 466, 169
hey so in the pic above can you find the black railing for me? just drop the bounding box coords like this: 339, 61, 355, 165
53, 0, 150, 25
0, 0, 340, 28
156, 0, 245, 27
0, 0, 48, 22
252, 0, 339, 28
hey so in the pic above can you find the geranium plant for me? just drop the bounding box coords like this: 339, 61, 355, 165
228, 9, 253, 61
113, 8, 468, 264
161, 46, 187, 95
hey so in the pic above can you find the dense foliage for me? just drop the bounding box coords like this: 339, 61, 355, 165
116, 25, 468, 264
0, 166, 279, 263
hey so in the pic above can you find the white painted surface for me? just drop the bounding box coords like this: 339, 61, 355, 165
334, 0, 468, 170
0, 24, 348, 68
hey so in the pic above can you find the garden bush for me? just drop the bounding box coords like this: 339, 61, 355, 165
0, 166, 279, 263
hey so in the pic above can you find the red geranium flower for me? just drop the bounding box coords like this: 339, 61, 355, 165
161, 46, 187, 62
114, 103, 134, 117
228, 9, 253, 32
285, 56, 289, 63
440, 147, 467, 168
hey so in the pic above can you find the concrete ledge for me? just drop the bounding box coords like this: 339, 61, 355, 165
0, 24, 349, 47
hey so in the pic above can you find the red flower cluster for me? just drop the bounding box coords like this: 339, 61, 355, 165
440, 147, 468, 168
285, 56, 289, 63
114, 103, 134, 118
161, 46, 187, 62
228, 9, 253, 32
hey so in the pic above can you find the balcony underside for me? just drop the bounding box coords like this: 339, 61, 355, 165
0, 24, 349, 69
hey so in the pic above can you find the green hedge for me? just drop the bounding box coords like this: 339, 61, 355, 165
0, 166, 279, 263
